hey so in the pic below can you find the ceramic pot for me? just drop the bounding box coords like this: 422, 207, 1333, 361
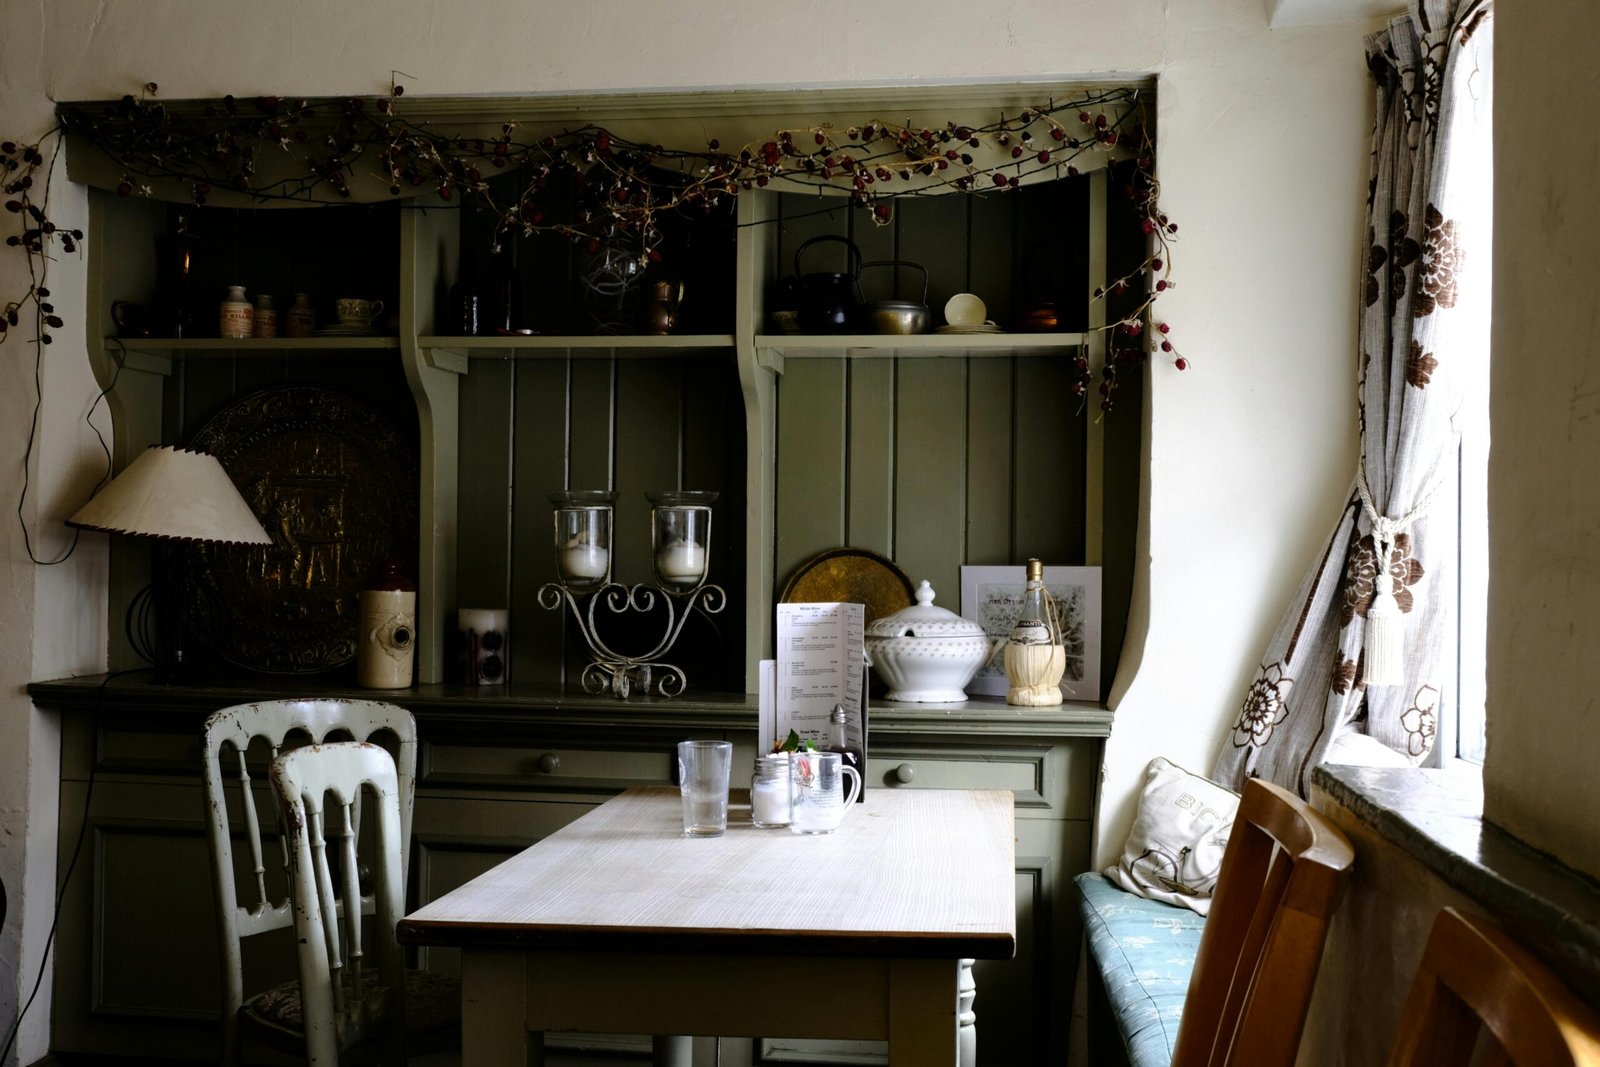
864, 581, 1004, 702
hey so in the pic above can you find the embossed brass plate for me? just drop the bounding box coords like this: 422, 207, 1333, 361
184, 387, 418, 673
779, 547, 915, 628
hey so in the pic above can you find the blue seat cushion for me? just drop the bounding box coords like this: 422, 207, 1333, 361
1076, 871, 1206, 1067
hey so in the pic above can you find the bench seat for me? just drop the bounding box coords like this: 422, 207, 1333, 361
1075, 871, 1206, 1067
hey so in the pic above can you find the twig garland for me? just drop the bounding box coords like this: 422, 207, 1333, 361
2, 79, 1184, 412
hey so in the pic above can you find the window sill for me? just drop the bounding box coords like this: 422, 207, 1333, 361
1312, 762, 1600, 1002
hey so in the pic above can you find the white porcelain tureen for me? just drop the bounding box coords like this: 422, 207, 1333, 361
865, 580, 1004, 703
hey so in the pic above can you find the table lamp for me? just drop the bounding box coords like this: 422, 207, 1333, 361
67, 444, 272, 678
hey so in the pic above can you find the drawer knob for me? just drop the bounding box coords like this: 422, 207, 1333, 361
894, 762, 916, 784
536, 753, 561, 774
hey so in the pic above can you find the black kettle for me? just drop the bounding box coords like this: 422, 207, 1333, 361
792, 235, 862, 334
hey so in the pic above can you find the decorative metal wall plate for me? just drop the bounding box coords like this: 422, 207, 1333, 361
185, 387, 418, 673
779, 546, 915, 629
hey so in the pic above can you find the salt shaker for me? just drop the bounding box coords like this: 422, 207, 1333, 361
750, 753, 791, 828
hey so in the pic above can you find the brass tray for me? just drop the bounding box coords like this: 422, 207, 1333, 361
183, 386, 418, 673
779, 547, 915, 628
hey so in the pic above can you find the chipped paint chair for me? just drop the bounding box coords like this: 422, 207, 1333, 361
201, 699, 457, 1065
270, 740, 412, 1066
1386, 907, 1600, 1066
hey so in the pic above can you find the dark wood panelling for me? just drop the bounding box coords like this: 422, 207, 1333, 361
456, 359, 514, 609
510, 359, 573, 686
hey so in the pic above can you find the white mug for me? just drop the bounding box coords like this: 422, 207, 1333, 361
788, 750, 862, 835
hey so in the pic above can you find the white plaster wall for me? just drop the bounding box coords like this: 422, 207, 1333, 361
1483, 1, 1600, 880
0, 2, 1378, 1060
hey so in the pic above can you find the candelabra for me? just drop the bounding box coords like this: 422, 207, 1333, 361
538, 490, 725, 698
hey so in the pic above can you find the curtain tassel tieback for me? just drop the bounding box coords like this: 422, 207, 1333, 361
1363, 526, 1407, 687
1355, 461, 1443, 687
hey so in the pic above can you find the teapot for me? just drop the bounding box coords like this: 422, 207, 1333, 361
792, 234, 862, 334
864, 581, 1006, 702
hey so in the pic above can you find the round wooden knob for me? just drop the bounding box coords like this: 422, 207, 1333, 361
537, 752, 561, 774
894, 762, 916, 784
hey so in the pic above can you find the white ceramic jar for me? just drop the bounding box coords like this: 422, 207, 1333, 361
864, 581, 1002, 703
219, 284, 251, 339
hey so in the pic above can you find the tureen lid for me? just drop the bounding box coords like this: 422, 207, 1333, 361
865, 580, 984, 638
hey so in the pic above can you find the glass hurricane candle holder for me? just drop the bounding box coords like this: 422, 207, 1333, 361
537, 487, 725, 699
648, 489, 718, 594
549, 490, 615, 590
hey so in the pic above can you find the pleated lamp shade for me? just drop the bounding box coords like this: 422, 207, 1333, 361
67, 445, 272, 545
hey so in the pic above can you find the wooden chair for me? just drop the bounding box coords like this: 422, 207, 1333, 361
1168, 777, 1356, 1067
201, 698, 455, 1065
1387, 907, 1600, 1065
270, 741, 409, 1066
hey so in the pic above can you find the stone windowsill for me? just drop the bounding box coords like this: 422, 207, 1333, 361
1312, 761, 1600, 1002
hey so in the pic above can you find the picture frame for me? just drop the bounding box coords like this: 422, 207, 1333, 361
960, 564, 1102, 701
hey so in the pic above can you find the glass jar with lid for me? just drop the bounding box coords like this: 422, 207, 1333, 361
750, 753, 791, 828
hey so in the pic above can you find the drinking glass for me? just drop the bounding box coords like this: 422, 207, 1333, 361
677, 740, 733, 837
788, 750, 862, 835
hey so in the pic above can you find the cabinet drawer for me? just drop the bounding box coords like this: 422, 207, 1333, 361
866, 741, 1094, 817
420, 741, 672, 791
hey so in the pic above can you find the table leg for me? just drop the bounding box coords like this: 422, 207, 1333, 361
887, 958, 960, 1065
958, 958, 977, 1067
652, 1034, 693, 1066
462, 950, 542, 1066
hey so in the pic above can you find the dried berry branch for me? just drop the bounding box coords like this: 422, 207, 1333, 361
23, 81, 1183, 396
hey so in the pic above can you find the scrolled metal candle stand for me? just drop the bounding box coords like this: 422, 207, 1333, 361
541, 489, 721, 698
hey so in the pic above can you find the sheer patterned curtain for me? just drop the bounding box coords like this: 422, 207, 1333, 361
1214, 0, 1492, 794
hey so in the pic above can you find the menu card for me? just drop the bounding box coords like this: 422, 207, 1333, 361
768, 602, 866, 755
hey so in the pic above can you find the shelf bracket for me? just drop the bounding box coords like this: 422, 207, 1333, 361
425, 347, 470, 374
755, 347, 785, 375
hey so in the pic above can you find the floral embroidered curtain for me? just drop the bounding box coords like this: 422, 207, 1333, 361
1214, 0, 1492, 794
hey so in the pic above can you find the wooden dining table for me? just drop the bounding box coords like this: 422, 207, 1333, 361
397, 784, 1016, 1066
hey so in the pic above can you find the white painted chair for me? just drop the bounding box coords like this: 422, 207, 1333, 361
271, 741, 409, 1066
201, 698, 456, 1065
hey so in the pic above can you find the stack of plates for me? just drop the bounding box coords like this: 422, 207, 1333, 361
935, 323, 1005, 335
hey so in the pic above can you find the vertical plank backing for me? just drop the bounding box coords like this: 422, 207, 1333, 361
1013, 357, 1083, 563
510, 359, 571, 686
613, 358, 685, 587
563, 355, 616, 684
682, 354, 745, 691
846, 359, 895, 557
964, 358, 1015, 565
455, 359, 514, 612
893, 196, 966, 335
774, 359, 847, 596
892, 358, 968, 603
611, 356, 686, 686
567, 358, 615, 491
966, 192, 1014, 330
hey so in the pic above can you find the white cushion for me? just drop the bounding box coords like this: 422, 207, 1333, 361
1105, 757, 1241, 916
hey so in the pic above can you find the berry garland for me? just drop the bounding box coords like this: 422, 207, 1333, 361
3, 79, 1183, 412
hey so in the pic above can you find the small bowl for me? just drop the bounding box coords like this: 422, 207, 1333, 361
944, 292, 987, 327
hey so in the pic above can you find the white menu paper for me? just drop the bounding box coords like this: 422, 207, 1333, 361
775, 601, 864, 750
